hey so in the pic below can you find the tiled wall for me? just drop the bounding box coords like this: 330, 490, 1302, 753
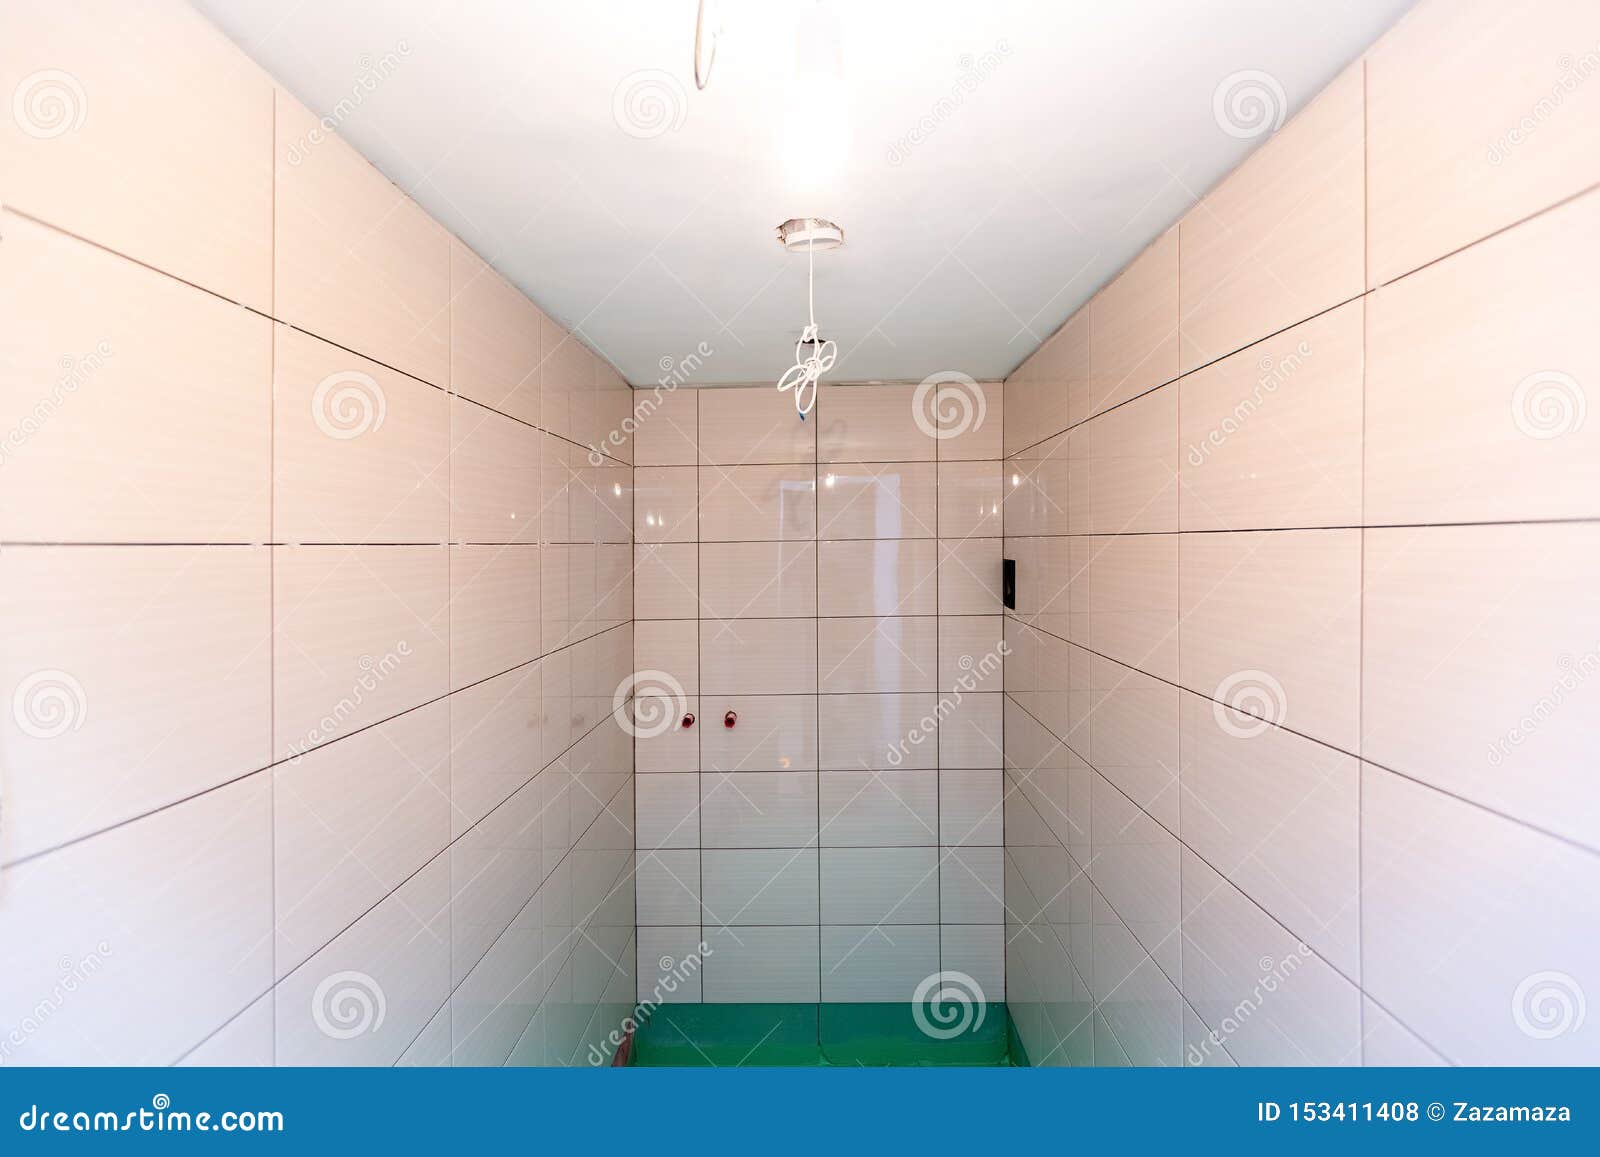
0, 0, 637, 1066
629, 383, 1008, 1005
1002, 0, 1600, 1067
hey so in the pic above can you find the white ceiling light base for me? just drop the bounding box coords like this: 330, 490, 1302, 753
776, 217, 844, 251
774, 217, 843, 418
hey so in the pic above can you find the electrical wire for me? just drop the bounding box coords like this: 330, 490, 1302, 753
776, 238, 836, 419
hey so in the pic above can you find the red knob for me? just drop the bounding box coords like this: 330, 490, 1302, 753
724, 710, 737, 729
681, 712, 695, 729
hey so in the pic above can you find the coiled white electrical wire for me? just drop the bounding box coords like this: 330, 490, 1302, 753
776, 240, 836, 419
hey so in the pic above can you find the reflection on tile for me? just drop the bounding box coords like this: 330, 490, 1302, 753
817, 462, 937, 539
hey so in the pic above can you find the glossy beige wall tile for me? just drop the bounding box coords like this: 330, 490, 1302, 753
275, 325, 449, 544
274, 93, 450, 386
819, 616, 938, 693
3, 0, 636, 1067
1087, 227, 1179, 416
450, 239, 543, 426
636, 384, 1003, 1001
0, 775, 272, 1064
818, 462, 938, 539
1006, 311, 1087, 457
1362, 763, 1600, 1064
272, 545, 449, 759
936, 380, 1005, 461
1, 545, 270, 861
0, 213, 271, 543
818, 539, 939, 616
450, 398, 542, 544
818, 384, 935, 462
1367, 0, 1600, 286
697, 386, 814, 465
0, 0, 273, 310
938, 461, 1004, 537
1366, 190, 1600, 524
1179, 66, 1364, 373
701, 617, 817, 694
1178, 301, 1363, 531
633, 387, 697, 466
1182, 852, 1362, 1066
1006, 0, 1600, 1065
1178, 529, 1361, 753
1363, 523, 1600, 849
1077, 386, 1177, 534
273, 701, 450, 977
698, 464, 817, 541
1085, 534, 1178, 681
449, 545, 541, 690
1179, 691, 1360, 975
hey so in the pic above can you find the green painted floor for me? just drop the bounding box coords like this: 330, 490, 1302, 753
626, 1002, 1030, 1067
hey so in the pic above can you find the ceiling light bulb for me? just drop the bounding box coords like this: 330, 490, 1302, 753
781, 2, 850, 192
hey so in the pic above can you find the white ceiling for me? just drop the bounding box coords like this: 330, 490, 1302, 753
195, 0, 1413, 386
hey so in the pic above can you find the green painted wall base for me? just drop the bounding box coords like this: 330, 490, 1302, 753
627, 1003, 1030, 1067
